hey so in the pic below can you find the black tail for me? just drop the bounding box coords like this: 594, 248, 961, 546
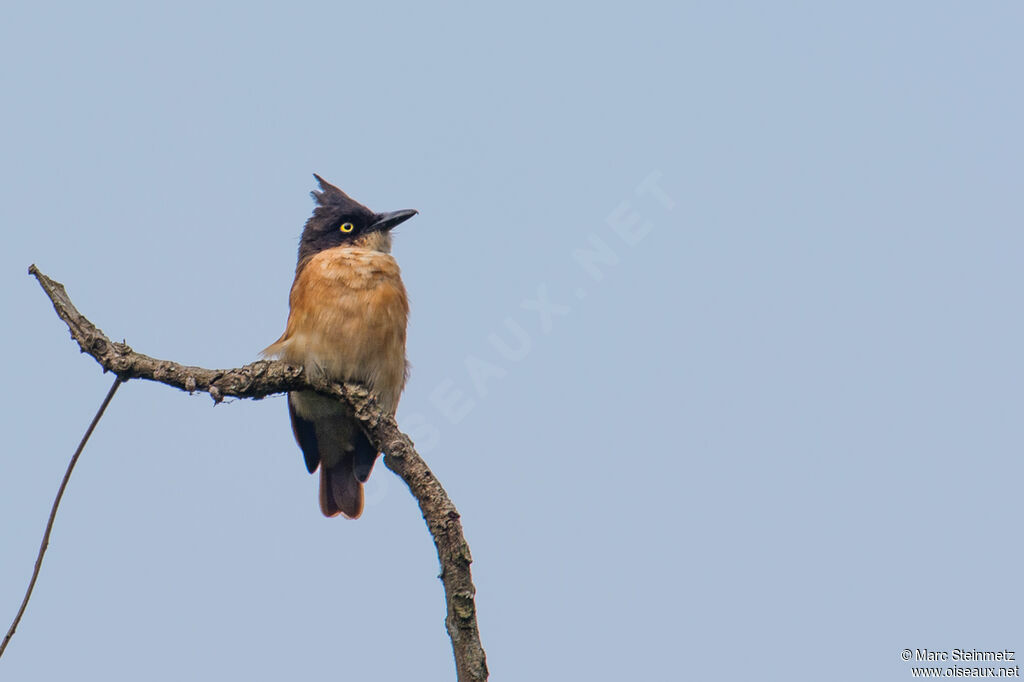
288, 394, 379, 518
320, 454, 364, 519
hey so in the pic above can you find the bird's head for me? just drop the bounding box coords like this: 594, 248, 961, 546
296, 174, 417, 269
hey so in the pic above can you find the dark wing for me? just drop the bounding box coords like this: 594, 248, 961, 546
288, 394, 320, 473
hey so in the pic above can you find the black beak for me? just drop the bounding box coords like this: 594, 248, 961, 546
370, 209, 418, 232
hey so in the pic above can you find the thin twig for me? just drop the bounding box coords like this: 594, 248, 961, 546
0, 377, 123, 659
19, 265, 488, 681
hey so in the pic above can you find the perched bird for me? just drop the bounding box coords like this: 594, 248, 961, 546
263, 175, 416, 518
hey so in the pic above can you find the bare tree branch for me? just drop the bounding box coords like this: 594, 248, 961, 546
21, 265, 488, 682
1, 377, 122, 659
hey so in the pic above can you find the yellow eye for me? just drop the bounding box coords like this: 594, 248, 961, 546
340, 222, 354, 233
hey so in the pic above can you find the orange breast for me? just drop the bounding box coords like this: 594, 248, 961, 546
263, 246, 409, 414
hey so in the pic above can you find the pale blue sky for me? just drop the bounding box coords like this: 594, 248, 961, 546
2, 3, 1022, 680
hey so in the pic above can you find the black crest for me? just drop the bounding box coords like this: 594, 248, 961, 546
310, 174, 370, 212
295, 174, 418, 272
297, 175, 375, 269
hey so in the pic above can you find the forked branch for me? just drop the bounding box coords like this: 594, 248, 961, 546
17, 265, 487, 682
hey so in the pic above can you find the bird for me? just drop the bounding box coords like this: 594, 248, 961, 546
263, 175, 416, 518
